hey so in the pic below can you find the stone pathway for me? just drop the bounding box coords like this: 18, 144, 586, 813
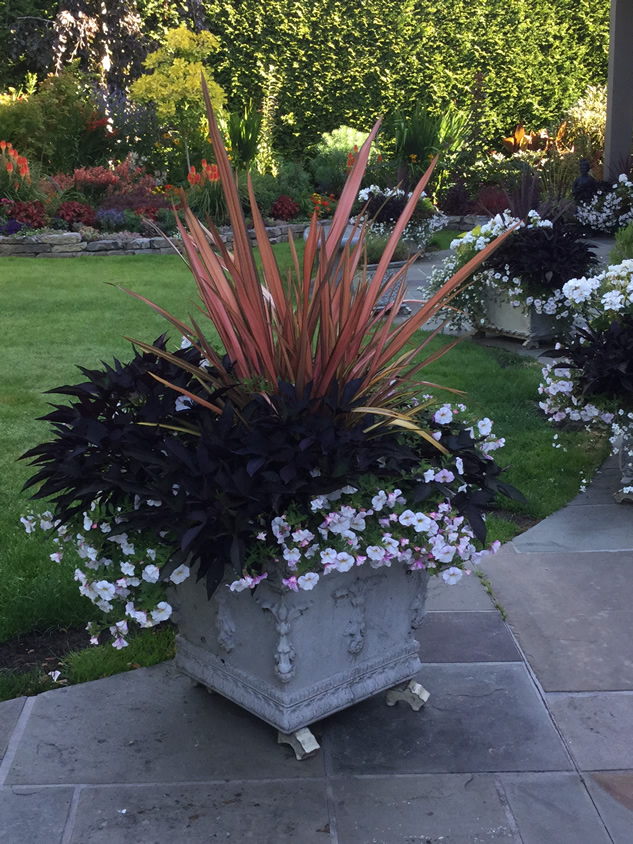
1, 457, 631, 843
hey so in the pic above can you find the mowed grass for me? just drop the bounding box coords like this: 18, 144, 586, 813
0, 245, 304, 644
0, 246, 609, 698
416, 338, 609, 543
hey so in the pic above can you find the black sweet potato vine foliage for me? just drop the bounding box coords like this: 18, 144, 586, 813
22, 338, 521, 597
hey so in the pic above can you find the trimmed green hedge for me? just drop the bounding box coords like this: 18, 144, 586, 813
1, 0, 610, 161
202, 0, 610, 156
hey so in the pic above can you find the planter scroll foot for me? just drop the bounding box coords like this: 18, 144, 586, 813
190, 679, 214, 694
277, 727, 320, 760
614, 488, 633, 504
386, 679, 430, 711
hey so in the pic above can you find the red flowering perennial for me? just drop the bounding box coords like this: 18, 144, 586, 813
0, 140, 31, 186
187, 160, 220, 186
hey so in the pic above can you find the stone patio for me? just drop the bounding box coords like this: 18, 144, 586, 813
1, 453, 631, 842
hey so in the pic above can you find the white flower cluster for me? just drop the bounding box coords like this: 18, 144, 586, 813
229, 483, 501, 594
424, 211, 564, 329
537, 361, 614, 426
229, 405, 505, 594
356, 186, 448, 251
576, 175, 633, 233
562, 260, 633, 318
357, 185, 416, 203
21, 502, 190, 650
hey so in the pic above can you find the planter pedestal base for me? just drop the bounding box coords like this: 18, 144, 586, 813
386, 678, 430, 711
275, 678, 431, 760
172, 565, 430, 743
277, 727, 321, 760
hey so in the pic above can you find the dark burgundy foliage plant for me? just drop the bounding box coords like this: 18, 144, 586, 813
99, 188, 168, 216
56, 201, 98, 226
270, 194, 300, 221
556, 317, 633, 402
8, 200, 47, 229
22, 338, 522, 597
482, 218, 598, 297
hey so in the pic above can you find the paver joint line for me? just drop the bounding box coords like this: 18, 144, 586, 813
60, 785, 82, 844
493, 776, 524, 843
0, 697, 35, 787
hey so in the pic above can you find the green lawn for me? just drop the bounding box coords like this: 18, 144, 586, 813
0, 248, 609, 699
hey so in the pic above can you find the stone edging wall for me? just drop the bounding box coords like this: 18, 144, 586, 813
0, 217, 485, 258
0, 223, 309, 258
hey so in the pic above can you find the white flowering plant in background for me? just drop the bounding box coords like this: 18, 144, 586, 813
423, 210, 598, 331
576, 174, 633, 234
355, 185, 448, 252
538, 259, 633, 493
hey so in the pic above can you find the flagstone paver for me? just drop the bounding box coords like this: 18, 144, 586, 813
415, 610, 522, 663
0, 786, 74, 844
0, 697, 25, 760
498, 772, 613, 844
480, 548, 633, 691
68, 781, 330, 844
586, 772, 633, 844
545, 693, 633, 771
331, 774, 518, 843
326, 663, 572, 775
3, 665, 324, 786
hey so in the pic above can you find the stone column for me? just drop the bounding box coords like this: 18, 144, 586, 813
603, 0, 633, 181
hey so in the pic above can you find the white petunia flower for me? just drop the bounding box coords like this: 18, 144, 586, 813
442, 566, 463, 585
169, 564, 190, 584
142, 564, 160, 583
298, 572, 319, 590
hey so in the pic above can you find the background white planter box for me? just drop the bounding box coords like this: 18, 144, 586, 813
171, 564, 428, 734
479, 289, 564, 348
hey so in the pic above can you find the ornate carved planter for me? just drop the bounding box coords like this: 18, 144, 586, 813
170, 564, 428, 738
479, 289, 564, 349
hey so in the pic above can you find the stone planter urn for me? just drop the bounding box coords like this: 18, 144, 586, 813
170, 563, 429, 757
478, 289, 564, 349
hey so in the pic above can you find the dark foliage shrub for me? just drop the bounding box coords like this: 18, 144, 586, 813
474, 185, 508, 216
99, 188, 168, 217
56, 201, 97, 226
48, 217, 70, 231
483, 218, 598, 296
22, 338, 520, 596
8, 200, 46, 228
559, 317, 633, 402
271, 194, 300, 221
438, 182, 472, 215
